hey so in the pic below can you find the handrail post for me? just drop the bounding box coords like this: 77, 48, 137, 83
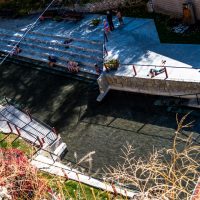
62, 169, 69, 180
104, 46, 108, 56
15, 126, 21, 136
104, 31, 108, 43
164, 67, 168, 79
7, 122, 13, 133
25, 109, 32, 122
52, 127, 58, 136
111, 182, 118, 197
37, 136, 44, 148
132, 65, 137, 76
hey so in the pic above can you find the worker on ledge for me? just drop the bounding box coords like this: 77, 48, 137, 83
147, 60, 166, 78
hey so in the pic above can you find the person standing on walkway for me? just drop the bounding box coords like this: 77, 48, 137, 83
116, 9, 124, 26
103, 19, 110, 38
106, 11, 114, 31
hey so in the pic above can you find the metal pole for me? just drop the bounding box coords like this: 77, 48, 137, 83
15, 126, 21, 136
7, 121, 13, 133
132, 65, 137, 76
164, 67, 168, 79
0, 0, 56, 66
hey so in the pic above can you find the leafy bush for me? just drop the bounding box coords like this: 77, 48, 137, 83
104, 59, 119, 70
91, 18, 101, 26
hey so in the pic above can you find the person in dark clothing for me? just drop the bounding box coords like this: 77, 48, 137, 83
106, 11, 114, 31
64, 38, 73, 49
94, 63, 102, 75
48, 56, 57, 67
147, 68, 165, 78
116, 9, 124, 26
12, 45, 22, 56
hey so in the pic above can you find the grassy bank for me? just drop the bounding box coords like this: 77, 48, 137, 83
0, 132, 113, 199
0, 132, 34, 155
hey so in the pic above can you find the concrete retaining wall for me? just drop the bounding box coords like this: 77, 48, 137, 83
97, 74, 200, 101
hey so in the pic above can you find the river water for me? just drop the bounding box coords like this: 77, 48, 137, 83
0, 62, 199, 172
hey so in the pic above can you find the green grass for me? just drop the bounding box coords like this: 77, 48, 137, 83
0, 133, 115, 199
0, 132, 34, 155
41, 171, 114, 200
63, 180, 111, 199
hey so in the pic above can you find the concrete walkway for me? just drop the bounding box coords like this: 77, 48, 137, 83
1, 15, 200, 82
105, 18, 200, 82
1, 15, 200, 103
106, 18, 200, 68
98, 18, 200, 102
31, 154, 137, 198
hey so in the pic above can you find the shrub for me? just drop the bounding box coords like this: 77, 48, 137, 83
0, 149, 50, 199
91, 18, 101, 26
104, 59, 120, 70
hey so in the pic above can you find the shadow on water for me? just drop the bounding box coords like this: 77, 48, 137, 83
0, 62, 199, 171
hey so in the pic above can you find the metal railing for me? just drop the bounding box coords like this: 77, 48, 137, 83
1, 97, 58, 146
120, 63, 200, 81
30, 147, 138, 196
0, 119, 37, 142
103, 31, 108, 58
102, 33, 200, 80
0, 130, 138, 197
174, 92, 200, 105
120, 63, 200, 70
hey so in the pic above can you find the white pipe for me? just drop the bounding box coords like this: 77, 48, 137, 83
0, 0, 56, 65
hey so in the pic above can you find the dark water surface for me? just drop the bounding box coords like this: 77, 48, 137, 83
0, 62, 200, 172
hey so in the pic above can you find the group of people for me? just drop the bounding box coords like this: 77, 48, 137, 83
48, 55, 80, 73
104, 9, 124, 34
48, 37, 80, 73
